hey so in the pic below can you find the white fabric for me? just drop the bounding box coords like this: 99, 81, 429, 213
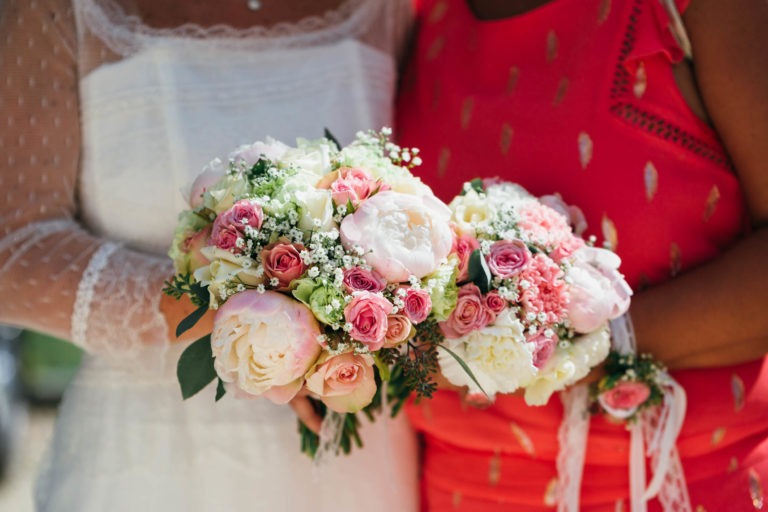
556, 384, 590, 512
0, 0, 418, 510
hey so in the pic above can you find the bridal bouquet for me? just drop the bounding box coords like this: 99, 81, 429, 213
436, 179, 633, 405
164, 129, 457, 456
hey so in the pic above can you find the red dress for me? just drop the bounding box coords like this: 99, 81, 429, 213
396, 0, 768, 510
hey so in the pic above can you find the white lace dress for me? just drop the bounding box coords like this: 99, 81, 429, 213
0, 0, 419, 510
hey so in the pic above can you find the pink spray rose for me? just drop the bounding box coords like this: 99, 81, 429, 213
486, 239, 531, 279
305, 352, 377, 413
598, 381, 651, 419
211, 199, 264, 253
189, 167, 225, 208
384, 314, 414, 347
328, 167, 389, 208
483, 290, 508, 315
453, 234, 480, 282
527, 332, 557, 368
402, 287, 432, 324
211, 290, 322, 404
342, 267, 387, 293
344, 291, 393, 350
260, 241, 307, 290
439, 284, 495, 339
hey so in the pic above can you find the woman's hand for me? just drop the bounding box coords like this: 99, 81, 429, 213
289, 389, 323, 434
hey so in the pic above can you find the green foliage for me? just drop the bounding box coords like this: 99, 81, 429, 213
323, 127, 341, 150
468, 249, 492, 294
163, 273, 209, 308
177, 334, 217, 400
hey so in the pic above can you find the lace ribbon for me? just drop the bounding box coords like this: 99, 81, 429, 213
313, 410, 346, 471
71, 241, 120, 348
555, 313, 691, 511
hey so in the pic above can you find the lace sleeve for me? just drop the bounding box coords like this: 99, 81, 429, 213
0, 0, 171, 370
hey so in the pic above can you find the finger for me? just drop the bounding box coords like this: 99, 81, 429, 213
290, 396, 322, 434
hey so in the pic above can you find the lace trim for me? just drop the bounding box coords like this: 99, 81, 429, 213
71, 241, 119, 347
609, 0, 731, 170
0, 219, 76, 258
556, 384, 591, 512
75, 0, 376, 56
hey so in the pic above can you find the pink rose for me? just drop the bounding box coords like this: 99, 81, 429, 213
340, 191, 453, 282
384, 314, 413, 347
402, 287, 432, 324
540, 193, 588, 236
528, 333, 556, 368
175, 225, 212, 274
483, 290, 508, 315
342, 267, 386, 293
211, 199, 264, 253
328, 167, 385, 208
598, 381, 651, 419
343, 292, 393, 350
453, 234, 480, 283
260, 242, 307, 290
305, 352, 377, 413
487, 239, 531, 279
189, 168, 225, 208
567, 247, 632, 333
211, 291, 322, 403
439, 284, 495, 339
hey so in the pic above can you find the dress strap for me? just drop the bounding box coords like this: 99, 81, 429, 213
660, 0, 693, 59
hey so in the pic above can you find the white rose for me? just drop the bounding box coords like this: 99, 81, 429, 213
194, 247, 263, 302
485, 182, 534, 206
204, 173, 250, 214
293, 186, 336, 232
449, 189, 497, 237
279, 139, 335, 177
523, 328, 610, 406
438, 310, 537, 399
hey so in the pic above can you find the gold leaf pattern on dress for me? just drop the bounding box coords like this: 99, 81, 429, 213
437, 147, 451, 178
510, 422, 536, 455
598, 0, 612, 24
452, 491, 462, 509
461, 97, 475, 130
732, 374, 746, 412
703, 185, 721, 222
488, 450, 502, 486
644, 161, 658, 201
507, 66, 521, 95
578, 131, 593, 169
553, 77, 569, 106
547, 30, 558, 63
426, 35, 446, 61
695, 506, 708, 512
670, 242, 682, 277
428, 0, 448, 24
615, 500, 626, 512
543, 478, 558, 506
728, 457, 739, 473
431, 80, 441, 111
633, 61, 647, 99
500, 123, 513, 156
711, 427, 727, 446
748, 468, 764, 510
602, 214, 618, 251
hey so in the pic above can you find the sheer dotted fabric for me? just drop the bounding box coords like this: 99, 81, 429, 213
0, 0, 172, 371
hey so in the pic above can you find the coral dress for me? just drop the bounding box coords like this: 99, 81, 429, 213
396, 0, 768, 510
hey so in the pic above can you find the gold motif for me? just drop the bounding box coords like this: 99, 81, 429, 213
500, 124, 514, 156
711, 427, 727, 446
602, 214, 618, 251
598, 0, 612, 24
426, 35, 446, 61
578, 131, 593, 170
695, 506, 708, 512
732, 374, 746, 412
703, 185, 721, 222
543, 478, 558, 507
644, 161, 658, 201
507, 66, 521, 95
553, 77, 569, 106
510, 422, 535, 455
452, 491, 462, 509
748, 468, 764, 510
488, 450, 502, 485
461, 97, 475, 130
670, 242, 682, 277
615, 500, 625, 512
428, 0, 448, 24
634, 61, 647, 99
728, 457, 739, 473
438, 147, 451, 177
547, 30, 558, 63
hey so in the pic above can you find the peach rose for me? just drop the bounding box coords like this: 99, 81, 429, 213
305, 351, 377, 413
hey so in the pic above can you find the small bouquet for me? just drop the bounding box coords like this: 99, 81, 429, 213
435, 179, 633, 405
164, 129, 457, 456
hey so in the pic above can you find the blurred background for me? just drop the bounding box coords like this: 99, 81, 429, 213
0, 327, 82, 512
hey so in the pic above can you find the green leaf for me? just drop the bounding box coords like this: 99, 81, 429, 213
324, 127, 341, 150
177, 334, 217, 400
249, 158, 271, 179
467, 249, 492, 294
373, 353, 391, 382
215, 378, 227, 402
437, 344, 488, 398
175, 304, 209, 338
470, 178, 485, 194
